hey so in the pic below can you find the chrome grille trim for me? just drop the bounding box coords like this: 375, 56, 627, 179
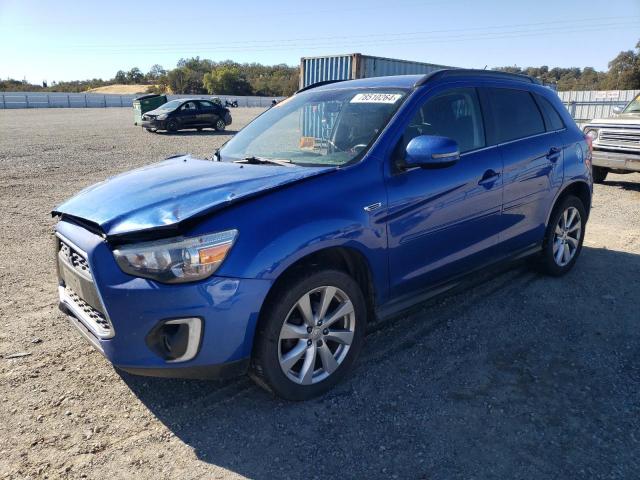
55, 232, 115, 339
598, 129, 640, 150
59, 285, 113, 339
59, 241, 92, 279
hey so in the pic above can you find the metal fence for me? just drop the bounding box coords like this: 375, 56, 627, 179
0, 92, 285, 109
557, 89, 639, 125
2, 89, 639, 125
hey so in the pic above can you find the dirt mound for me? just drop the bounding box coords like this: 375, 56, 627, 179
85, 84, 156, 94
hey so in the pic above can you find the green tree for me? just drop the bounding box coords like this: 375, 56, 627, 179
167, 67, 206, 94
114, 70, 127, 84
203, 65, 252, 95
146, 64, 166, 82
605, 40, 640, 90
126, 67, 144, 84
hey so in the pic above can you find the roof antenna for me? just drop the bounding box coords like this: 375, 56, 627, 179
483, 65, 488, 70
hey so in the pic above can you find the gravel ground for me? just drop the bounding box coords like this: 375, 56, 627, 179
1, 108, 639, 480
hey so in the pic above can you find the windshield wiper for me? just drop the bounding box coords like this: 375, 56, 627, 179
235, 156, 294, 167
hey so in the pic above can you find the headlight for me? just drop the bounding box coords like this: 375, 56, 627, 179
113, 230, 238, 284
156, 114, 168, 121
585, 129, 598, 141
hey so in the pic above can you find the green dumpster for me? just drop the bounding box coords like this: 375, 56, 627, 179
133, 94, 167, 125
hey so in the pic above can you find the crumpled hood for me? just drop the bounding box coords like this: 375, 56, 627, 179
53, 156, 334, 239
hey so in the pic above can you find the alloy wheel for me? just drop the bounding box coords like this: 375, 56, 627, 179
278, 286, 356, 385
553, 206, 582, 267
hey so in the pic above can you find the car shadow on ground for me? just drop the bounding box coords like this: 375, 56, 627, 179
600, 179, 640, 192
120, 246, 640, 479
153, 130, 239, 137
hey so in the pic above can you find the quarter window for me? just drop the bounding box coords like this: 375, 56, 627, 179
402, 87, 486, 154
535, 94, 565, 131
487, 88, 545, 143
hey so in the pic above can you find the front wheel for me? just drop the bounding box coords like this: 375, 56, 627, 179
534, 195, 587, 276
592, 166, 608, 184
251, 270, 366, 401
166, 119, 178, 133
214, 119, 226, 132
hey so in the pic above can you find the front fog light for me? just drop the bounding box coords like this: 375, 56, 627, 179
146, 317, 202, 363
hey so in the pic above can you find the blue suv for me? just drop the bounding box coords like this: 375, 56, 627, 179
53, 70, 592, 400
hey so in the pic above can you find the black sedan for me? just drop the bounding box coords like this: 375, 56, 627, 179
141, 99, 232, 133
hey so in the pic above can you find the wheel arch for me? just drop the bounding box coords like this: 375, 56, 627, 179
251, 246, 377, 355
546, 180, 592, 226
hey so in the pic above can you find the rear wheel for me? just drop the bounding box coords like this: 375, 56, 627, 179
251, 269, 366, 401
214, 119, 226, 132
592, 166, 608, 183
534, 195, 586, 276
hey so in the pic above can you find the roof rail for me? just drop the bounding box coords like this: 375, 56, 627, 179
295, 79, 346, 94
414, 69, 541, 87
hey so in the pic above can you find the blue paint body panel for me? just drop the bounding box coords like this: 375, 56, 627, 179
53, 71, 592, 378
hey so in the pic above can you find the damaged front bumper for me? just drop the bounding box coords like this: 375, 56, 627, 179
54, 219, 272, 380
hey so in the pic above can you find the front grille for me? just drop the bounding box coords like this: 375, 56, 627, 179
599, 129, 640, 148
56, 233, 115, 339
63, 286, 112, 336
59, 242, 91, 279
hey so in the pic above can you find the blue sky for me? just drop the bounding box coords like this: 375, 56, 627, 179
1, 0, 639, 83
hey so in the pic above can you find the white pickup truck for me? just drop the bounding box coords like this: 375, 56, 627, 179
583, 93, 640, 183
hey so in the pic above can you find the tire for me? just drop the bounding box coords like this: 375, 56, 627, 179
592, 166, 608, 184
166, 120, 178, 133
214, 119, 226, 132
251, 269, 366, 401
534, 195, 587, 276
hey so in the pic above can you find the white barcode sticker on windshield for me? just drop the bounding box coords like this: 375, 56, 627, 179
350, 93, 402, 104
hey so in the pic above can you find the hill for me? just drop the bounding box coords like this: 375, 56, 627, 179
85, 84, 153, 94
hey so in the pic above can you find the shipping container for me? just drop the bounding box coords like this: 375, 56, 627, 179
300, 53, 452, 89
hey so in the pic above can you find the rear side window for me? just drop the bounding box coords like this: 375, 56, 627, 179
534, 94, 565, 131
487, 88, 545, 143
403, 87, 486, 154
199, 101, 214, 109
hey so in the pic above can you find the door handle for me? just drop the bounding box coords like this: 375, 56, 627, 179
478, 169, 500, 186
547, 146, 562, 162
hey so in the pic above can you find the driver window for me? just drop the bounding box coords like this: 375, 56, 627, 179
401, 88, 485, 155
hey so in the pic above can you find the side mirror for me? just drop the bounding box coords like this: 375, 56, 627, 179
405, 135, 460, 169
612, 106, 623, 115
